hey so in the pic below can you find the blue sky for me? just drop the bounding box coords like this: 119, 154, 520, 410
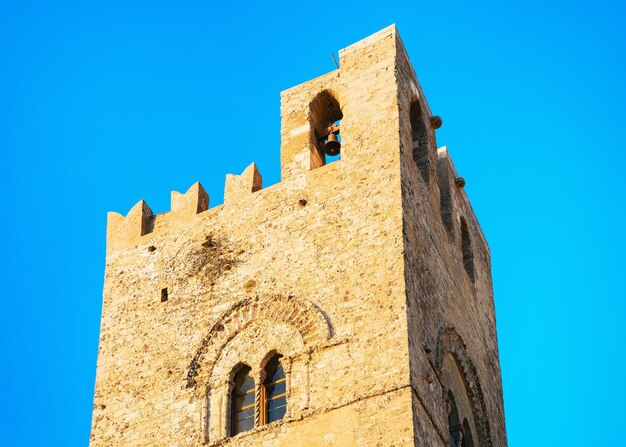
1, 1, 624, 445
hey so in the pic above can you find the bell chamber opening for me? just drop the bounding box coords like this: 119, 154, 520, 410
309, 90, 343, 169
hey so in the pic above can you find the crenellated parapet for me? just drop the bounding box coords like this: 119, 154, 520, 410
106, 25, 406, 255
106, 163, 265, 254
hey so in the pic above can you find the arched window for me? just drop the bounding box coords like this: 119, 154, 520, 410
460, 217, 475, 283
230, 365, 255, 436
262, 354, 287, 424
438, 169, 453, 234
447, 391, 463, 447
462, 418, 475, 447
410, 99, 430, 183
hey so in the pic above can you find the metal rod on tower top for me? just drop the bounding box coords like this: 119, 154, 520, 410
331, 53, 339, 69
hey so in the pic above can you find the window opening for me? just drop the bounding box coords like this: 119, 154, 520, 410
230, 366, 255, 436
410, 99, 430, 183
460, 217, 475, 283
160, 288, 168, 302
448, 391, 463, 447
462, 418, 475, 447
438, 165, 453, 233
262, 355, 287, 424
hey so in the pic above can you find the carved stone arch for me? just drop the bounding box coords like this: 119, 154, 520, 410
434, 325, 493, 447
186, 294, 332, 389
212, 320, 301, 390
259, 348, 282, 374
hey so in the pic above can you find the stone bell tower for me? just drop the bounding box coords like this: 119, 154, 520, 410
90, 25, 507, 446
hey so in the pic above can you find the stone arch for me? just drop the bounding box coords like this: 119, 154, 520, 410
186, 294, 331, 389
211, 320, 301, 390
434, 325, 493, 447
259, 348, 282, 373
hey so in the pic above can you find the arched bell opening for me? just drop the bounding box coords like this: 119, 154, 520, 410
309, 90, 343, 169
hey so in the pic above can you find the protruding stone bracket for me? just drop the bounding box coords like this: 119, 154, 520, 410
224, 162, 262, 205
430, 115, 443, 129
171, 182, 209, 222
106, 200, 153, 253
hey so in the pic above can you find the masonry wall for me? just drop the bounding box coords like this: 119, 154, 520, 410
90, 26, 418, 447
393, 33, 508, 446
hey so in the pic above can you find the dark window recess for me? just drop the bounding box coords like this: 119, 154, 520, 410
161, 288, 168, 302
437, 158, 453, 234
462, 418, 475, 447
410, 99, 430, 183
448, 391, 463, 447
460, 218, 475, 283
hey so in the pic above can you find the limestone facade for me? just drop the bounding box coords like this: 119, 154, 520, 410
90, 25, 507, 446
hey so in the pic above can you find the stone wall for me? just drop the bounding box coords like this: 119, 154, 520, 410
394, 31, 507, 446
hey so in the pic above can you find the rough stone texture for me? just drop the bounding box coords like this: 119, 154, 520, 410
90, 25, 506, 447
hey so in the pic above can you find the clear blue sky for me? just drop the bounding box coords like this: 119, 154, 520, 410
1, 1, 624, 445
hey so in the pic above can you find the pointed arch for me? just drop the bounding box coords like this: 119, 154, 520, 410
434, 325, 493, 447
463, 418, 476, 447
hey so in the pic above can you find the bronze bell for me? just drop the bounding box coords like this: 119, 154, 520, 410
324, 132, 341, 156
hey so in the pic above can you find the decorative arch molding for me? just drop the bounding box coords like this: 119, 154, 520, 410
434, 324, 493, 447
186, 294, 332, 389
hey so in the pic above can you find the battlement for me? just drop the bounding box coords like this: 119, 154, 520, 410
106, 145, 483, 260
105, 25, 405, 254
106, 163, 263, 253
105, 23, 482, 258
